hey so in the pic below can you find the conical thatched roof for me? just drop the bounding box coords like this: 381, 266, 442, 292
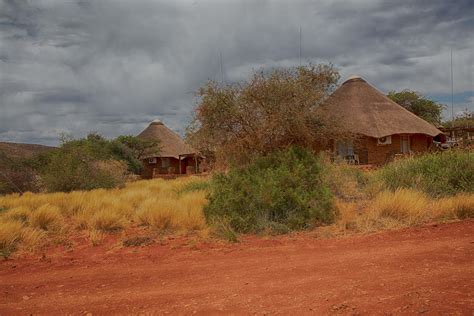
137, 119, 197, 159
319, 76, 442, 138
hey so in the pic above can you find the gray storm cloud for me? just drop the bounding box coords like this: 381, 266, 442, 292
0, 0, 473, 145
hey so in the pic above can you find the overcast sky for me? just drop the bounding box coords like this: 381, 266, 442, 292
1, 0, 473, 146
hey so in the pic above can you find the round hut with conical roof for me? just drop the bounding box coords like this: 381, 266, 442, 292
137, 119, 203, 178
320, 75, 443, 165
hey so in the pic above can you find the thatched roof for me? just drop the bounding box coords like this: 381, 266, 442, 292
137, 119, 197, 159
319, 75, 442, 138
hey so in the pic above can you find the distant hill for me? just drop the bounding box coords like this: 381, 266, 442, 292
0, 142, 56, 159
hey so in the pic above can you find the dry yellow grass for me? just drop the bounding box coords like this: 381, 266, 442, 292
30, 204, 62, 231
0, 176, 209, 256
432, 193, 474, 220
367, 189, 430, 225
88, 209, 126, 232
3, 206, 31, 224
88, 229, 105, 246
331, 189, 474, 235
0, 221, 24, 257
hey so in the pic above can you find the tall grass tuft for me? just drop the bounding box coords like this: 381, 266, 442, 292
137, 198, 176, 230
3, 206, 31, 224
88, 209, 126, 232
30, 204, 62, 231
0, 221, 24, 258
366, 189, 430, 226
432, 193, 474, 220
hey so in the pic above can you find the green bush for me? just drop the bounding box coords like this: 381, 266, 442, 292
377, 150, 474, 197
36, 133, 156, 193
204, 147, 335, 234
40, 149, 127, 192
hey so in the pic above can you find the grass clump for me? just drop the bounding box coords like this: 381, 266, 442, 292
433, 194, 474, 220
3, 206, 31, 224
0, 221, 24, 258
136, 192, 207, 232
88, 229, 105, 246
205, 147, 335, 234
137, 199, 175, 230
30, 204, 62, 231
365, 189, 430, 227
88, 210, 125, 232
377, 150, 473, 197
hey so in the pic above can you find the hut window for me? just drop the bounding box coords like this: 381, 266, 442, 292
161, 158, 170, 168
336, 140, 354, 158
400, 135, 410, 153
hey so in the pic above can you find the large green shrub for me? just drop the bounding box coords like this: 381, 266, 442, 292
40, 147, 127, 192
33, 133, 161, 193
204, 147, 335, 234
377, 150, 474, 197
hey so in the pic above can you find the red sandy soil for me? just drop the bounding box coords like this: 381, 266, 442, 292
1, 220, 473, 315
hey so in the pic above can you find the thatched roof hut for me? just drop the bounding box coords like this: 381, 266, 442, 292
137, 119, 196, 159
319, 75, 443, 165
137, 119, 202, 178
320, 75, 442, 138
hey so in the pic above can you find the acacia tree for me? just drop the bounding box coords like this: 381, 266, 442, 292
186, 64, 344, 166
387, 90, 444, 125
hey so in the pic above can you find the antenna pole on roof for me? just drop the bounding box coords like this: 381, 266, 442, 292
299, 26, 302, 66
451, 48, 454, 124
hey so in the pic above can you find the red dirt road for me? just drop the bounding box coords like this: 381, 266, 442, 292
1, 221, 473, 315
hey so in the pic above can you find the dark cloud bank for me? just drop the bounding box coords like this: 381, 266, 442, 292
0, 0, 473, 145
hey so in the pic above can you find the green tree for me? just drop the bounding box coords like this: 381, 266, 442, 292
115, 135, 160, 160
186, 63, 344, 166
387, 90, 444, 124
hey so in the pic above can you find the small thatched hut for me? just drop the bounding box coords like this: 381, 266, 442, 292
137, 119, 203, 178
320, 75, 443, 165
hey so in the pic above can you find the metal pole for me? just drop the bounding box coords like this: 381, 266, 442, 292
299, 26, 302, 66
220, 51, 224, 84
451, 49, 454, 123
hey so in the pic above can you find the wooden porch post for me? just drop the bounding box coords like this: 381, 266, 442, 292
195, 154, 198, 174
178, 155, 182, 174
